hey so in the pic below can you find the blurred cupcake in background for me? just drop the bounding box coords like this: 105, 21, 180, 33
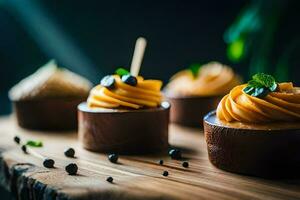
9, 60, 92, 131
164, 61, 241, 127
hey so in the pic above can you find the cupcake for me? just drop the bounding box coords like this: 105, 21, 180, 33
78, 69, 170, 154
204, 73, 300, 177
165, 62, 241, 127
9, 60, 92, 130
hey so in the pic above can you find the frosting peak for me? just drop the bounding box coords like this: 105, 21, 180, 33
9, 60, 92, 101
165, 62, 241, 97
217, 83, 300, 123
87, 75, 163, 109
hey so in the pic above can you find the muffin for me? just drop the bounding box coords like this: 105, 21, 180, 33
9, 60, 92, 130
78, 69, 170, 154
204, 73, 300, 178
165, 62, 241, 127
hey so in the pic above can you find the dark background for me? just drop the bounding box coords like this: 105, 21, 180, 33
0, 0, 299, 115
0, 1, 299, 198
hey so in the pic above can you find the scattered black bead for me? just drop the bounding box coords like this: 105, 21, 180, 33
21, 145, 27, 153
168, 149, 182, 160
108, 153, 119, 163
182, 161, 189, 168
14, 136, 20, 144
65, 163, 78, 175
121, 74, 137, 86
159, 160, 164, 165
106, 176, 113, 183
162, 171, 169, 177
64, 148, 75, 158
100, 75, 115, 89
43, 158, 55, 168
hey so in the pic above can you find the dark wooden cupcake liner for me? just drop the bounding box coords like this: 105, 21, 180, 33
166, 95, 222, 127
78, 102, 170, 154
204, 111, 300, 178
13, 98, 86, 131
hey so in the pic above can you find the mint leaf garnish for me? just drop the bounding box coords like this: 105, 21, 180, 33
26, 140, 43, 147
243, 73, 277, 98
247, 80, 264, 88
189, 63, 202, 77
115, 68, 130, 76
252, 73, 276, 88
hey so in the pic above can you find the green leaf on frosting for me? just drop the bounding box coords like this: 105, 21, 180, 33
189, 63, 202, 77
252, 73, 276, 88
243, 73, 277, 98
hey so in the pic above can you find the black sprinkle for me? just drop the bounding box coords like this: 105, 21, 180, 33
65, 163, 78, 175
121, 74, 137, 86
162, 171, 169, 177
64, 148, 75, 158
14, 136, 20, 144
106, 176, 113, 183
43, 158, 55, 168
159, 160, 164, 165
108, 153, 119, 163
168, 149, 182, 160
182, 161, 189, 168
21, 145, 27, 153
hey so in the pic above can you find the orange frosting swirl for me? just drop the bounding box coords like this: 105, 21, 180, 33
165, 62, 241, 97
217, 82, 300, 123
87, 75, 163, 109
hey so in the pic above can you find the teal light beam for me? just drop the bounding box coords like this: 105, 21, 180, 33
1, 0, 100, 82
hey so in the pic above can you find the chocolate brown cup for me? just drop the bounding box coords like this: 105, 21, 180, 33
166, 95, 222, 127
13, 98, 86, 131
204, 111, 300, 178
78, 102, 170, 154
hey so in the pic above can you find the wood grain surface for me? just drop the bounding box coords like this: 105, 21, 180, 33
0, 116, 300, 200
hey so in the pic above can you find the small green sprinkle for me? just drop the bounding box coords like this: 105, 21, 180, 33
115, 68, 130, 76
188, 63, 202, 78
26, 140, 43, 147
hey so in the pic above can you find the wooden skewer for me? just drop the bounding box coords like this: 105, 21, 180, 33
130, 37, 147, 77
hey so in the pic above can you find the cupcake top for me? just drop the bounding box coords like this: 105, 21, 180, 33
87, 68, 163, 109
9, 60, 92, 101
217, 73, 300, 123
165, 62, 241, 97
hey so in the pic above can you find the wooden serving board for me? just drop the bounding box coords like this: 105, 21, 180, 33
0, 116, 300, 200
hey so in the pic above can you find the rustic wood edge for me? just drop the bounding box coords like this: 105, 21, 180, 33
0, 152, 173, 200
